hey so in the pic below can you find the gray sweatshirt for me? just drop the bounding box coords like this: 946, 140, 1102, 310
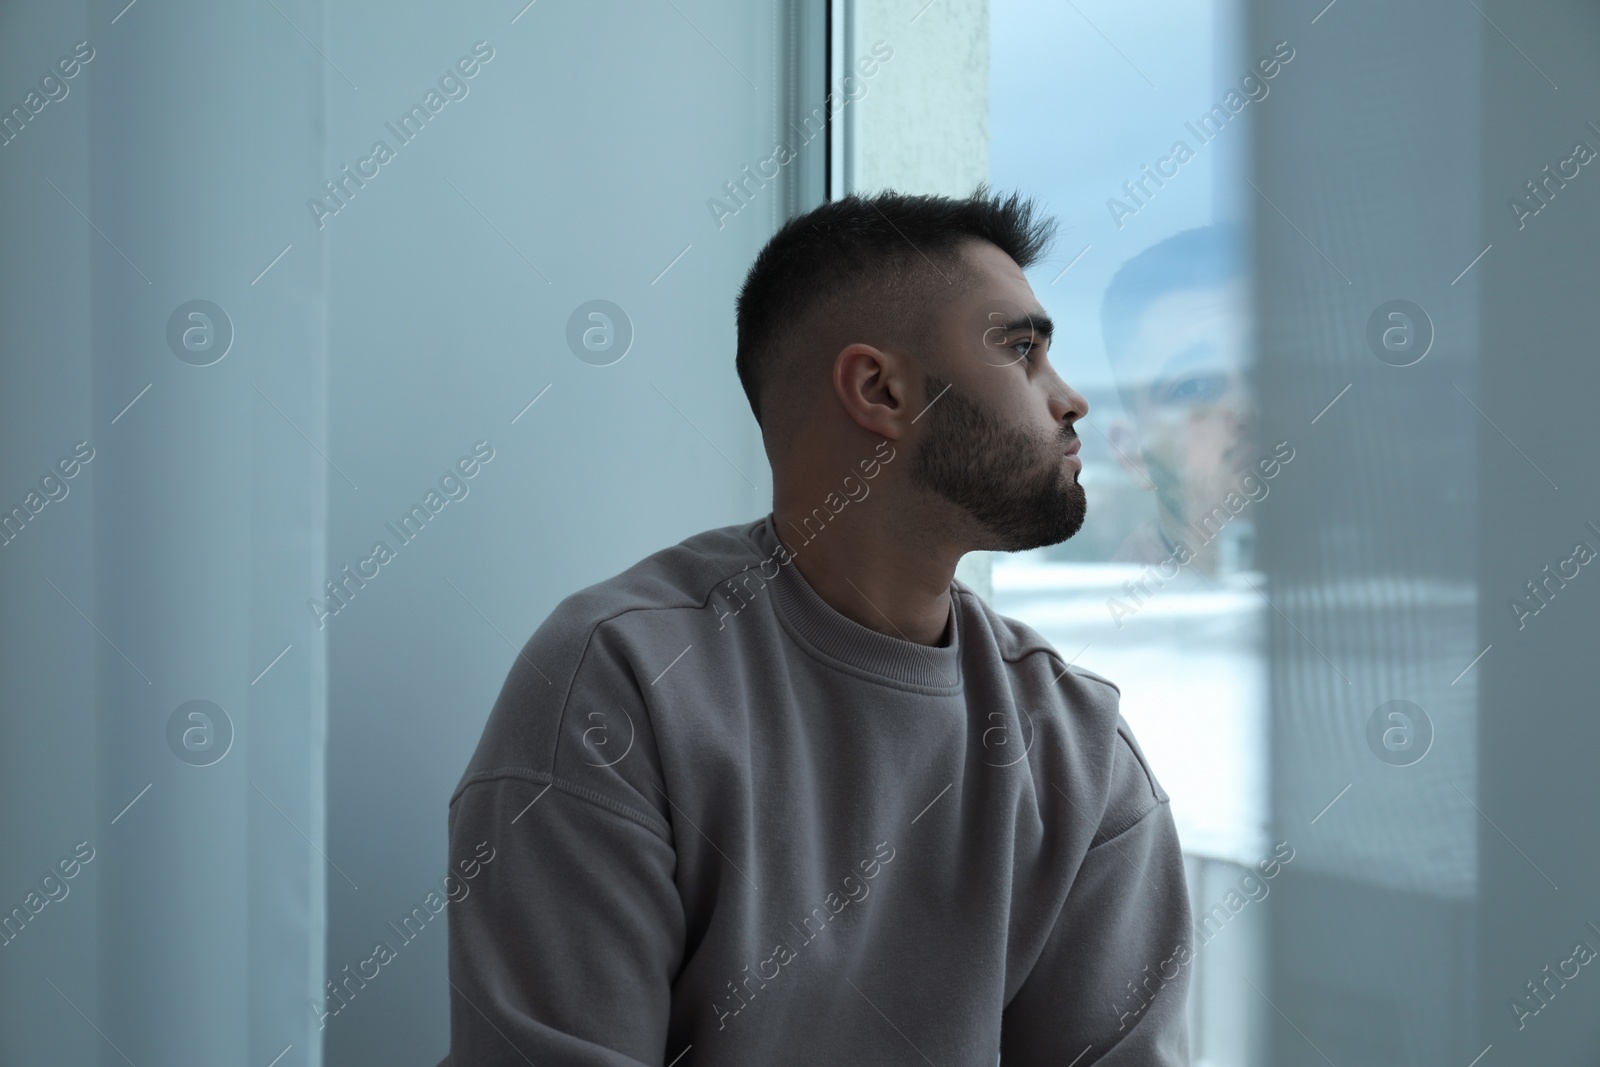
443, 513, 1193, 1066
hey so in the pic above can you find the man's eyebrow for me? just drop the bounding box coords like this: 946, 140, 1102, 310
1152, 339, 1221, 382
995, 312, 1053, 340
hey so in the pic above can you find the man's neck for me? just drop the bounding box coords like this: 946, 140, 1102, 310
770, 501, 960, 647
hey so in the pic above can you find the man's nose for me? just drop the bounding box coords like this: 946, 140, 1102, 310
1052, 377, 1090, 423
1220, 376, 1255, 425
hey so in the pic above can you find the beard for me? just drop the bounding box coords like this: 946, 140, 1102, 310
907, 373, 1087, 552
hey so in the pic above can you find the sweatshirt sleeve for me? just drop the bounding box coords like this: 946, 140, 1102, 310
443, 774, 685, 1066
1000, 727, 1194, 1065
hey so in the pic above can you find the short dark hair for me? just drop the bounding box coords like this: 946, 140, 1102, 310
735, 185, 1058, 438
1101, 224, 1246, 367
1099, 224, 1247, 418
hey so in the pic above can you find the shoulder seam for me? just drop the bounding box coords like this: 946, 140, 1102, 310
1067, 664, 1121, 697
1117, 721, 1168, 805
451, 768, 674, 843
558, 531, 771, 636
1089, 725, 1169, 847
519, 534, 768, 841
996, 641, 1122, 698
963, 595, 1122, 697
1089, 794, 1169, 850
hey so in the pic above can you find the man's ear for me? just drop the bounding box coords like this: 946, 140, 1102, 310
1106, 418, 1153, 489
833, 343, 915, 442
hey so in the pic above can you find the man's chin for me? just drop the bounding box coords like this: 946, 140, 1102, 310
979, 485, 1087, 553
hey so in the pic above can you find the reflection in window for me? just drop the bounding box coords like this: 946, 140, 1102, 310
987, 1, 1269, 1061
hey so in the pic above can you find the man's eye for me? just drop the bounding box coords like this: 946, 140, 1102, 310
1010, 338, 1036, 362
1160, 374, 1226, 404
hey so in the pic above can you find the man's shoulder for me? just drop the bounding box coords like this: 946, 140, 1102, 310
452, 516, 769, 810
504, 515, 771, 703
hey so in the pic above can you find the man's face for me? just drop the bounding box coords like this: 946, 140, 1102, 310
906, 240, 1090, 553
1113, 281, 1254, 526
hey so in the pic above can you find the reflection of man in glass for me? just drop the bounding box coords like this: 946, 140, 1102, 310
1102, 225, 1261, 578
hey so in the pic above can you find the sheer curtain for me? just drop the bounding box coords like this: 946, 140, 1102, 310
0, 1, 804, 1063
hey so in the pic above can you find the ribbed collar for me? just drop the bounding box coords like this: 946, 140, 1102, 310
745, 513, 962, 691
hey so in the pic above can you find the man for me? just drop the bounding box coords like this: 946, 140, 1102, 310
442, 188, 1193, 1065
1101, 224, 1262, 578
